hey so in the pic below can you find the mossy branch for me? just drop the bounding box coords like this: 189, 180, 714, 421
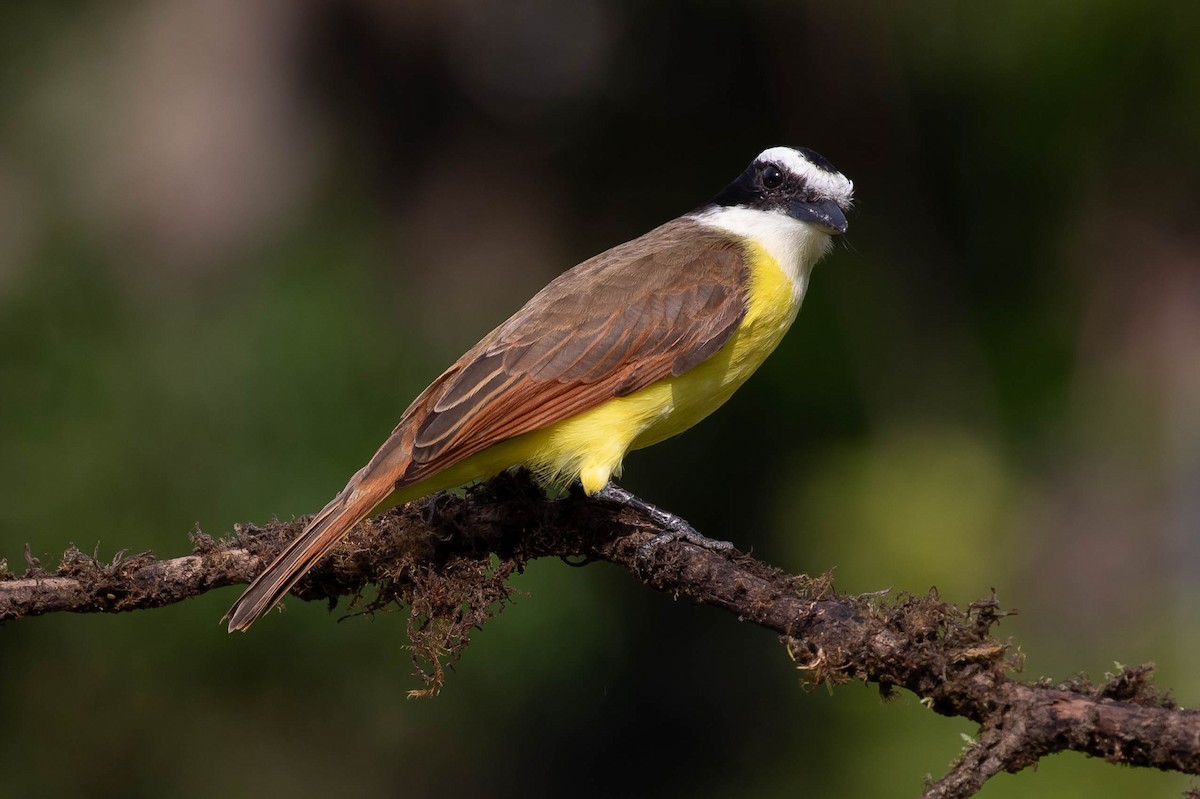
2, 471, 1197, 798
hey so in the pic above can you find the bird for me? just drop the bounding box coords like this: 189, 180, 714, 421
225, 146, 853, 631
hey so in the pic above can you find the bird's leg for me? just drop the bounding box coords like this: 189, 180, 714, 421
593, 482, 735, 570
419, 490, 450, 526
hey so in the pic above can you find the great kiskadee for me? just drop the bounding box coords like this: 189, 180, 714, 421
226, 146, 853, 631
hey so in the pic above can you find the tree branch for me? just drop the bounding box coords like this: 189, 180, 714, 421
3, 471, 1197, 797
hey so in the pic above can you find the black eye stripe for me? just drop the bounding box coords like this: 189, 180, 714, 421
708, 151, 833, 211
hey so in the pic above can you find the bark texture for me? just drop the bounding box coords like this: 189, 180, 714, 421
2, 472, 1196, 798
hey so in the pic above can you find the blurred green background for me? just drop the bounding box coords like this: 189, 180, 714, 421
3, 1, 1199, 797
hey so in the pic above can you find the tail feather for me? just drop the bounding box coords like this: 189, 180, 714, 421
225, 479, 393, 632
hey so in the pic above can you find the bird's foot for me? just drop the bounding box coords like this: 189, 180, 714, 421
593, 482, 735, 573
420, 490, 450, 525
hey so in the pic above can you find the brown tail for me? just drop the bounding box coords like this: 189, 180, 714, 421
225, 475, 393, 632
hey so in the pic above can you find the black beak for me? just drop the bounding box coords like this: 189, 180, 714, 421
787, 197, 848, 235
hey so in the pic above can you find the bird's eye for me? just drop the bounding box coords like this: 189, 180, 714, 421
762, 164, 784, 189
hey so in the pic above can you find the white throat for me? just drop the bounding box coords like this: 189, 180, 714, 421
688, 206, 833, 299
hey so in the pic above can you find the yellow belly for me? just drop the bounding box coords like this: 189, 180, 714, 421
389, 240, 803, 504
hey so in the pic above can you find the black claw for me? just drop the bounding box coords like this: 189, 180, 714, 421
635, 528, 735, 572
594, 482, 736, 573
420, 490, 449, 525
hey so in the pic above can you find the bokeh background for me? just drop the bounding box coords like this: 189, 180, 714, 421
3, 1, 1199, 797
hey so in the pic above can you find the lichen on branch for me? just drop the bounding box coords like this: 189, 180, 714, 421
2, 471, 1197, 798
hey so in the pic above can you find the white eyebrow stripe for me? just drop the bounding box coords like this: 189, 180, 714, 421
756, 146, 854, 205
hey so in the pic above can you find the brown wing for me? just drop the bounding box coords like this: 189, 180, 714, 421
385, 217, 749, 485
225, 217, 746, 631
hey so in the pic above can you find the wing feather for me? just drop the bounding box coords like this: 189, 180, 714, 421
401, 219, 748, 481
226, 218, 749, 631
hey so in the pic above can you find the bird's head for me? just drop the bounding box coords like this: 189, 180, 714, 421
711, 146, 854, 236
